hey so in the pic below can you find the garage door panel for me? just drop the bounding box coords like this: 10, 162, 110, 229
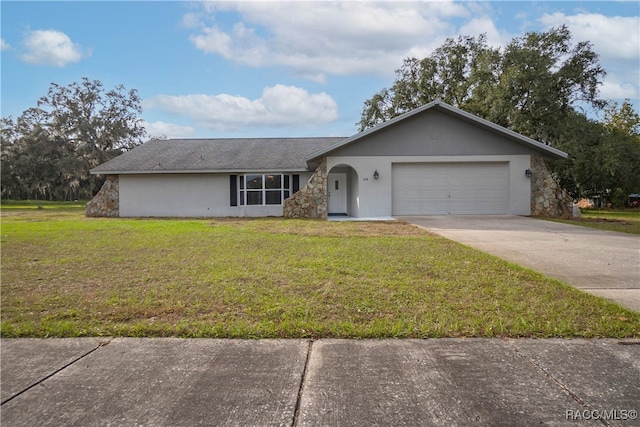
392, 163, 508, 215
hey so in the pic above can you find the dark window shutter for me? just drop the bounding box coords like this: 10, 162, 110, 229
292, 174, 300, 193
230, 175, 238, 206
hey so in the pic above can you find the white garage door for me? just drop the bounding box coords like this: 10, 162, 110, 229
392, 163, 509, 215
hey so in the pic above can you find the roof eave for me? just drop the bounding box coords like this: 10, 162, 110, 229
435, 102, 568, 160
90, 168, 314, 175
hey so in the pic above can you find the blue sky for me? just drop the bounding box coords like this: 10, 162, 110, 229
2, 1, 639, 139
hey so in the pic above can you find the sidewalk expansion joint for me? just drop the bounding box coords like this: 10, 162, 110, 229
292, 339, 314, 427
0, 339, 111, 406
501, 338, 612, 427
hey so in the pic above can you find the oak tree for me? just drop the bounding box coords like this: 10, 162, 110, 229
1, 78, 146, 200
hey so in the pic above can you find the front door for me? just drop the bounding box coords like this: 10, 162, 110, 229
328, 173, 347, 214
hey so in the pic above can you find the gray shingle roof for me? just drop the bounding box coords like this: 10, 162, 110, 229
90, 137, 347, 174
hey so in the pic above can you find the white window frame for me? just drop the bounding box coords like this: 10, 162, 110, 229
239, 174, 291, 206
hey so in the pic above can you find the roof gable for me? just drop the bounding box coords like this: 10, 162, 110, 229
306, 100, 568, 161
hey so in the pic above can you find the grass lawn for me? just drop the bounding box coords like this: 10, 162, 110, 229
1, 202, 638, 338
0, 199, 88, 211
547, 209, 640, 234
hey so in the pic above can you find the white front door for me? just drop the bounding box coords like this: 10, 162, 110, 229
328, 173, 347, 214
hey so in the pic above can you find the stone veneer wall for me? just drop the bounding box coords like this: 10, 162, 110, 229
283, 159, 328, 219
86, 175, 119, 217
530, 154, 573, 218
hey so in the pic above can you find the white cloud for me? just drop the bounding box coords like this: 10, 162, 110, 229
182, 2, 639, 109
0, 39, 10, 50
20, 29, 87, 66
143, 121, 196, 139
180, 12, 202, 29
599, 76, 639, 101
144, 85, 338, 131
458, 17, 512, 48
186, 1, 469, 80
539, 13, 639, 61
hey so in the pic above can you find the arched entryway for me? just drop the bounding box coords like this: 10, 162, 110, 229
327, 164, 359, 217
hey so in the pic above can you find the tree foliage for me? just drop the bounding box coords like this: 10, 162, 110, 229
359, 26, 640, 205
603, 99, 640, 138
359, 34, 500, 129
1, 78, 146, 200
359, 27, 605, 135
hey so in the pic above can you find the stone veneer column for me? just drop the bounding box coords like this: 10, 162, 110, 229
283, 158, 328, 219
86, 175, 119, 217
530, 154, 573, 218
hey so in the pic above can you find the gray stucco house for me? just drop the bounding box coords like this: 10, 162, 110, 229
87, 100, 572, 218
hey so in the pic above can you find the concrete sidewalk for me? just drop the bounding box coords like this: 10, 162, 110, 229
398, 215, 640, 312
2, 338, 639, 426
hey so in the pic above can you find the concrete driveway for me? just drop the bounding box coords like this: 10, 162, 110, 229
398, 215, 640, 312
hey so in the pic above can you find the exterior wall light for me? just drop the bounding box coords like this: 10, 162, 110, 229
525, 168, 532, 178
373, 170, 379, 180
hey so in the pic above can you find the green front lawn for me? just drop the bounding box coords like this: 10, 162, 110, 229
549, 209, 640, 234
1, 199, 88, 210
1, 203, 638, 338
